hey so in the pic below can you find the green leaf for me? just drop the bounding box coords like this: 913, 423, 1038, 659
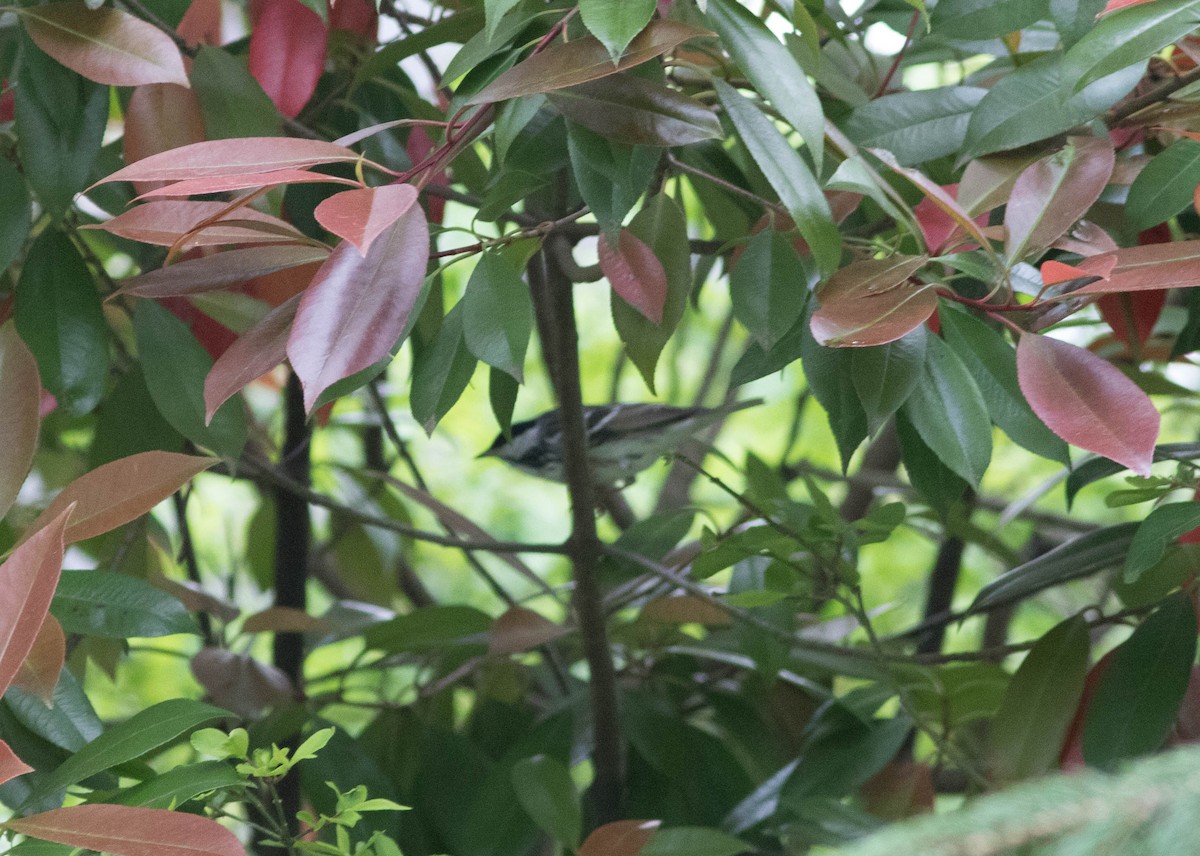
896, 410, 967, 515
961, 53, 1144, 160
842, 87, 986, 167
547, 73, 722, 147
900, 333, 992, 489
0, 159, 32, 273
489, 367, 519, 438
462, 250, 532, 381
1065, 443, 1200, 506
89, 368, 184, 467
52, 571, 197, 638
579, 0, 655, 62
566, 121, 658, 234
990, 615, 1090, 782
969, 523, 1140, 614
640, 827, 749, 856
714, 80, 840, 276
799, 317, 868, 471
730, 229, 809, 350
1051, 0, 1107, 47
189, 46, 282, 139
31, 700, 231, 802
484, 0, 523, 40
133, 300, 247, 459
1082, 592, 1198, 770
15, 229, 109, 415
1125, 139, 1200, 231
510, 755, 581, 849
364, 605, 492, 654
939, 307, 1069, 464
612, 192, 692, 393
110, 761, 244, 808
1125, 502, 1200, 583
851, 327, 927, 433
410, 304, 477, 434
707, 0, 824, 170
930, 0, 1050, 40
1063, 0, 1200, 91
15, 38, 107, 219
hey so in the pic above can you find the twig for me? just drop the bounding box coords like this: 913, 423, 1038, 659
172, 489, 213, 644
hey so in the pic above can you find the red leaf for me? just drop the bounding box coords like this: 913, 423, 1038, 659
599, 229, 667, 324
287, 204, 430, 410
138, 169, 361, 199
577, 821, 661, 856
1041, 259, 1110, 286
5, 805, 246, 856
248, 0, 328, 119
328, 0, 377, 40
1070, 239, 1200, 295
313, 184, 419, 254
177, 0, 222, 47
205, 294, 299, 422
116, 245, 330, 298
406, 130, 446, 224
20, 3, 189, 87
1097, 291, 1167, 348
123, 84, 206, 196
870, 148, 991, 251
0, 323, 41, 520
96, 201, 303, 248
809, 255, 933, 346
1016, 332, 1159, 475
0, 504, 72, 697
14, 613, 65, 704
0, 740, 33, 787
161, 296, 238, 360
97, 138, 361, 186
913, 184, 987, 253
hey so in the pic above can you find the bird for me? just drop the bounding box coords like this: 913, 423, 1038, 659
480, 400, 762, 484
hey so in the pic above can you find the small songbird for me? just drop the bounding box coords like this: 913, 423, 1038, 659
481, 400, 762, 484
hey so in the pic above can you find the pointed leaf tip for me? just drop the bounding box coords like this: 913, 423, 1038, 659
599, 229, 667, 324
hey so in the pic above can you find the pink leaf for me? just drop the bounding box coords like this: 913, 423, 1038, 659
13, 613, 65, 704
0, 740, 33, 786
5, 805, 246, 856
0, 504, 72, 697
137, 169, 361, 199
313, 184, 419, 254
19, 3, 188, 87
95, 201, 303, 248
599, 229, 667, 324
205, 294, 300, 422
0, 324, 41, 520
1017, 332, 1159, 475
810, 255, 933, 346
116, 245, 330, 298
577, 821, 661, 856
287, 204, 430, 410
96, 138, 361, 186
248, 0, 328, 119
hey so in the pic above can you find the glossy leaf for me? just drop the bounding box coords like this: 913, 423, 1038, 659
32, 699, 229, 799
851, 327, 927, 433
600, 228, 667, 325
313, 184, 419, 254
842, 87, 985, 167
14, 229, 109, 415
896, 410, 968, 514
25, 452, 215, 546
930, 0, 1050, 39
1082, 592, 1198, 770
19, 3, 188, 87
13, 614, 65, 704
900, 334, 992, 488
0, 323, 41, 520
1063, 0, 1200, 91
188, 45, 282, 139
547, 74, 722, 147
364, 604, 492, 654
990, 615, 1089, 782
462, 250, 532, 380
809, 255, 932, 347
111, 761, 244, 809
707, 0, 823, 169
800, 318, 869, 470
288, 206, 429, 410
969, 523, 1140, 613
511, 755, 581, 848
135, 301, 248, 458
465, 20, 709, 104
1016, 332, 1159, 476
1066, 443, 1200, 505
5, 805, 245, 856
0, 505, 72, 697
204, 295, 299, 422
578, 820, 662, 856
409, 305, 477, 433
714, 80, 839, 275
15, 39, 108, 218
123, 83, 207, 196
566, 122, 658, 234
1004, 136, 1114, 262
118, 246, 328, 298
0, 160, 32, 272
0, 741, 34, 787
939, 308, 1069, 464
1126, 139, 1200, 230
52, 570, 197, 638
137, 169, 360, 199
730, 229, 808, 350
98, 201, 303, 249
1098, 290, 1167, 350
1071, 239, 1200, 294
1125, 503, 1200, 583
248, 0, 327, 119
98, 138, 362, 185
579, 0, 655, 61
